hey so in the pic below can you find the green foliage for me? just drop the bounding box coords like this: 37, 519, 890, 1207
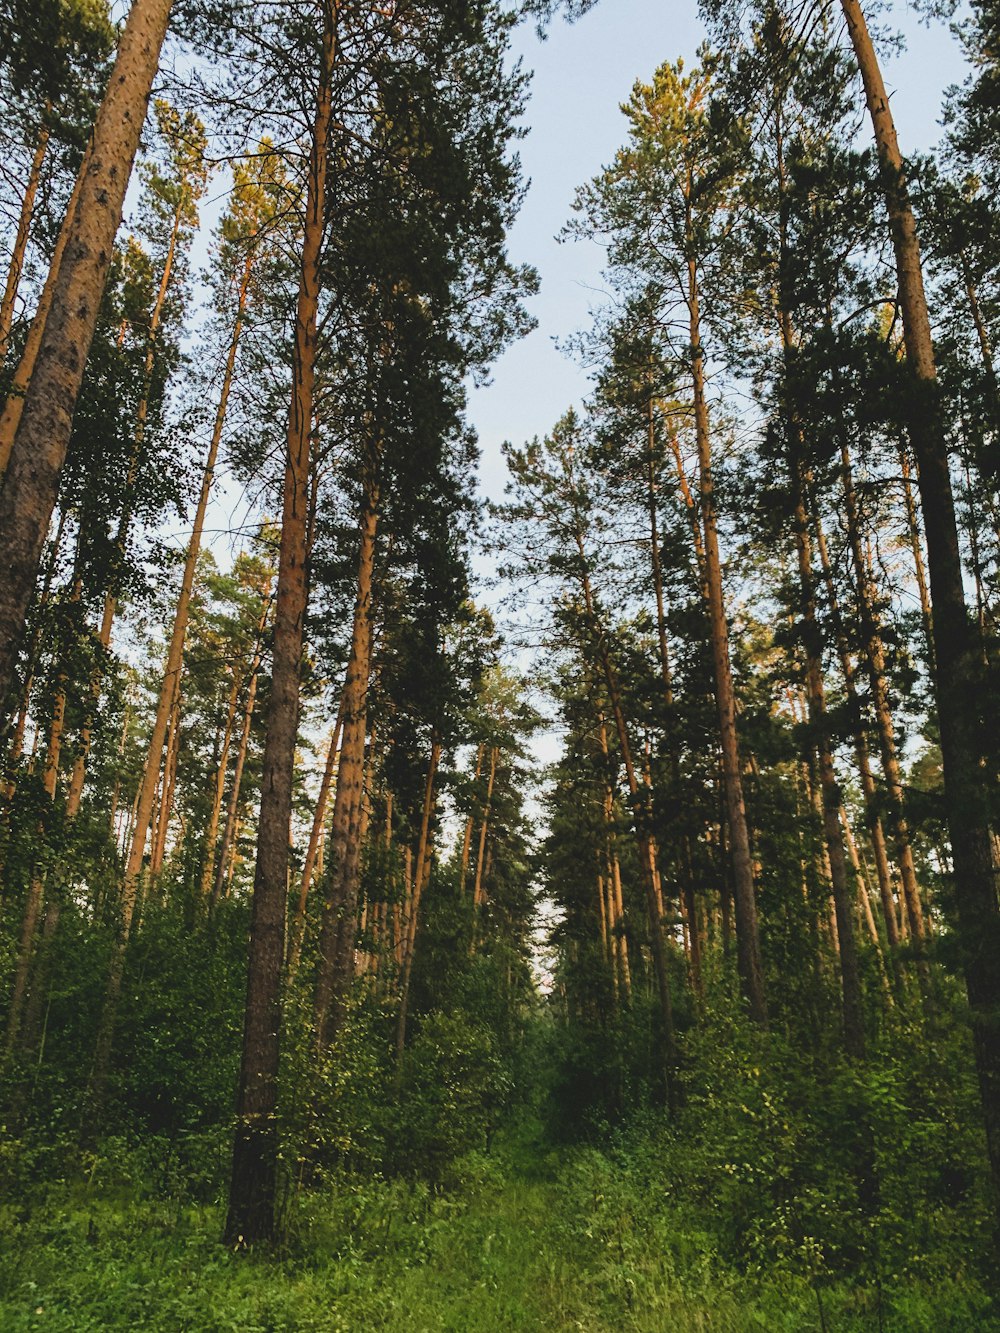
391, 1012, 512, 1180
577, 993, 994, 1293
0, 1116, 994, 1330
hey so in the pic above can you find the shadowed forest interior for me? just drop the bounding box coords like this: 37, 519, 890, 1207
2, 0, 1000, 1327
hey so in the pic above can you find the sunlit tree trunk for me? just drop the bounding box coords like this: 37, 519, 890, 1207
472, 746, 498, 914
5, 684, 65, 1050
686, 251, 766, 1026
459, 743, 484, 892
0, 145, 88, 477
0, 120, 50, 369
200, 667, 242, 896
839, 442, 928, 973
0, 0, 175, 719
896, 443, 935, 670
842, 0, 1000, 1212
126, 248, 255, 902
812, 511, 902, 967
287, 702, 344, 970
313, 474, 378, 1047
395, 736, 442, 1063
225, 0, 336, 1248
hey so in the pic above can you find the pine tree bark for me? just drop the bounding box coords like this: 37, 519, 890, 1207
791, 460, 865, 1057
313, 475, 378, 1047
395, 737, 442, 1063
573, 520, 676, 1078
5, 686, 65, 1051
225, 2, 335, 1247
200, 666, 242, 894
686, 253, 767, 1025
459, 743, 485, 892
0, 120, 50, 369
0, 143, 91, 482
813, 511, 902, 970
842, 0, 1000, 1213
126, 248, 254, 904
897, 442, 935, 670
839, 442, 928, 966
0, 0, 174, 720
150, 688, 181, 877
287, 701, 344, 970
472, 746, 498, 913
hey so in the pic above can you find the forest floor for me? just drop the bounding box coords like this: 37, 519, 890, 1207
1, 1123, 992, 1333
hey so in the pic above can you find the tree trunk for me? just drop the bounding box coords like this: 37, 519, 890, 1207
395, 737, 442, 1064
574, 519, 676, 1081
897, 442, 935, 671
839, 443, 928, 969
200, 667, 242, 896
5, 684, 64, 1051
598, 722, 631, 1002
313, 476, 379, 1048
287, 700, 344, 969
209, 614, 260, 906
150, 688, 181, 878
842, 0, 1000, 1216
812, 510, 902, 971
126, 249, 254, 904
472, 746, 498, 913
0, 0, 174, 720
687, 253, 767, 1025
459, 743, 484, 892
791, 462, 865, 1057
210, 589, 271, 909
0, 120, 50, 369
0, 143, 89, 478
4, 507, 67, 797
224, 1, 335, 1248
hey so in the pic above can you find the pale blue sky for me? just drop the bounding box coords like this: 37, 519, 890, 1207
468, 0, 970, 506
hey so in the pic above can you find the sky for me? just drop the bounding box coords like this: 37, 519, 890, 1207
467, 0, 971, 509
453, 0, 973, 849
181, 0, 970, 571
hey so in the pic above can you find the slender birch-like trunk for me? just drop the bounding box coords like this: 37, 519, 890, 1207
572, 517, 676, 1082
210, 659, 261, 909
791, 460, 865, 1056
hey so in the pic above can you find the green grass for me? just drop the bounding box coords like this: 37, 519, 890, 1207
0, 1142, 995, 1331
